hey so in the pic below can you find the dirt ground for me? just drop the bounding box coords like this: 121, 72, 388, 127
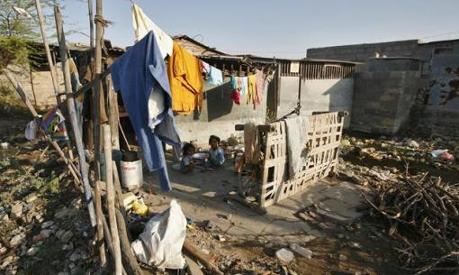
1, 116, 458, 274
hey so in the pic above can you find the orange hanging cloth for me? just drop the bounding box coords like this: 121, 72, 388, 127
167, 42, 204, 114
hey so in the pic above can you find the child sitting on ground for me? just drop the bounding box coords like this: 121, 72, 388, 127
208, 135, 225, 167
180, 143, 196, 173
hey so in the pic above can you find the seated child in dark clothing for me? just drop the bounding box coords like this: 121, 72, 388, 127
180, 143, 196, 173
208, 135, 225, 167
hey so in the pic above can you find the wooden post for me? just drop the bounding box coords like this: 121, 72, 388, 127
92, 0, 109, 180
112, 165, 143, 275
103, 124, 122, 274
87, 0, 95, 50
35, 0, 75, 162
54, 5, 96, 227
115, 208, 144, 275
105, 74, 119, 149
94, 181, 107, 266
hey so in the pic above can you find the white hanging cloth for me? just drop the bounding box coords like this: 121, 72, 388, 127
131, 4, 173, 59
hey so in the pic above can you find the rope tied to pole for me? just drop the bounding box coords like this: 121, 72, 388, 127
94, 15, 112, 27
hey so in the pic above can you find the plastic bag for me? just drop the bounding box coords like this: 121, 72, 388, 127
25, 120, 38, 141
131, 200, 187, 269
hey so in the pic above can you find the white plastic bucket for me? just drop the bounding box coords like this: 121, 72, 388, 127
120, 159, 143, 190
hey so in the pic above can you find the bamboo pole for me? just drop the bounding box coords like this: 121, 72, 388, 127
103, 124, 122, 274
54, 5, 96, 227
94, 181, 107, 266
3, 71, 81, 186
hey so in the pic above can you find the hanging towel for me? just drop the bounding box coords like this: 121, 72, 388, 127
168, 42, 204, 114
132, 4, 173, 59
284, 116, 309, 179
255, 69, 265, 101
111, 31, 181, 192
200, 61, 223, 86
240, 76, 248, 95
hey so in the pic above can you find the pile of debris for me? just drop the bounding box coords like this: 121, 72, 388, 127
0, 137, 94, 274
364, 172, 459, 274
336, 134, 459, 274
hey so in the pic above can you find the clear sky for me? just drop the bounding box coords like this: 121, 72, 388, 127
63, 0, 459, 58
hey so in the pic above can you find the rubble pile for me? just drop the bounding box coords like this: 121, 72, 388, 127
337, 134, 459, 274
364, 172, 459, 274
0, 137, 93, 274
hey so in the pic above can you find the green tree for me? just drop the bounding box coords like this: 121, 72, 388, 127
0, 0, 59, 40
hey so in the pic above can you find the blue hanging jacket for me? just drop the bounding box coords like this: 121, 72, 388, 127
111, 31, 180, 192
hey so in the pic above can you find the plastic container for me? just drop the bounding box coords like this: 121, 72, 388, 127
120, 151, 143, 190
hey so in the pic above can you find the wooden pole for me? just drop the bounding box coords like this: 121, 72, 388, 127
54, 5, 96, 227
92, 0, 109, 180
115, 208, 144, 275
87, 0, 95, 50
112, 165, 143, 275
103, 124, 122, 274
94, 181, 107, 266
35, 0, 75, 162
95, 0, 108, 124
3, 71, 81, 186
106, 74, 120, 149
35, 0, 61, 103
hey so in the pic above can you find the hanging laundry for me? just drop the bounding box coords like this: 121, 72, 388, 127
132, 4, 173, 59
168, 42, 204, 114
231, 89, 241, 105
40, 107, 69, 141
255, 69, 265, 100
247, 74, 259, 107
111, 31, 181, 192
200, 61, 223, 86
240, 76, 248, 95
230, 76, 241, 104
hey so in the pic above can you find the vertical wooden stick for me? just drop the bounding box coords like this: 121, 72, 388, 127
115, 208, 144, 275
103, 124, 122, 274
35, 0, 75, 162
35, 0, 61, 104
54, 5, 96, 227
87, 0, 95, 50
94, 181, 107, 266
106, 75, 120, 149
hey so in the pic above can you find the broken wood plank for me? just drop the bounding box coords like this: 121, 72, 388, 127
183, 240, 223, 275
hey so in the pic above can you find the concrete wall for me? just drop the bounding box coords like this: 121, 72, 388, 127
278, 76, 354, 127
416, 53, 459, 137
307, 40, 419, 62
351, 59, 423, 135
307, 39, 459, 62
175, 78, 268, 145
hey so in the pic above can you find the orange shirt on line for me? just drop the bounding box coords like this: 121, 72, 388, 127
167, 42, 204, 114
